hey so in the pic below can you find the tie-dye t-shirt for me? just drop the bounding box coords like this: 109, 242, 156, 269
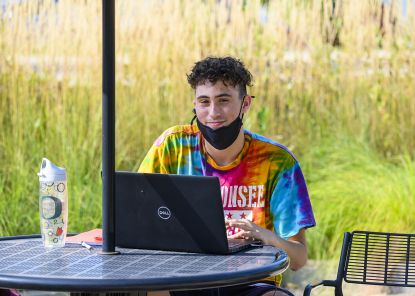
139, 124, 315, 286
139, 124, 316, 240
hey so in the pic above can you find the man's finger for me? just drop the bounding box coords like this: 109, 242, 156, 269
227, 232, 244, 239
227, 220, 248, 228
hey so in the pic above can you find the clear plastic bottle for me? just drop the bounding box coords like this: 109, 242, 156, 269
38, 158, 68, 248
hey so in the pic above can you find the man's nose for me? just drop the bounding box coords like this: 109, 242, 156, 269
208, 103, 221, 118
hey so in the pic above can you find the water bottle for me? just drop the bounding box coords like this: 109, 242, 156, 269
38, 158, 68, 248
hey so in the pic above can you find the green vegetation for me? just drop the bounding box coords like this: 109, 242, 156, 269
303, 138, 415, 259
0, 1, 414, 259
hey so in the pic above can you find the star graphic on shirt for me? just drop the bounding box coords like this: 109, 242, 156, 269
240, 212, 246, 219
226, 212, 233, 219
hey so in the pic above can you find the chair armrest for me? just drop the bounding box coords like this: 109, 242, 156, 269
303, 280, 338, 296
303, 281, 323, 296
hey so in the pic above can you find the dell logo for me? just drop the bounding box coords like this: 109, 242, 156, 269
158, 206, 171, 220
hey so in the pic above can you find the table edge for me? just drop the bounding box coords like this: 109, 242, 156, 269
0, 236, 289, 292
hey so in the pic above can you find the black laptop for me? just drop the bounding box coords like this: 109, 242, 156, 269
114, 171, 261, 254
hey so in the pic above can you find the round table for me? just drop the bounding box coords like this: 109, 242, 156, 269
0, 236, 289, 292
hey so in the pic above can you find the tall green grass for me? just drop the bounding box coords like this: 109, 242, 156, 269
0, 0, 414, 259
303, 138, 415, 259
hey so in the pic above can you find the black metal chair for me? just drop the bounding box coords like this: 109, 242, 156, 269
303, 231, 415, 296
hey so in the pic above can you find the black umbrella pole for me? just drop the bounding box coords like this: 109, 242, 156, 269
101, 0, 118, 255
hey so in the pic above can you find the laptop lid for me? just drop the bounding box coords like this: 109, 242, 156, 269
115, 172, 232, 254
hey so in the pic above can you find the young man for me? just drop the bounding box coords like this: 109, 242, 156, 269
139, 56, 316, 296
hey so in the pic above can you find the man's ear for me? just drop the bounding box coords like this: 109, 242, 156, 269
242, 95, 253, 113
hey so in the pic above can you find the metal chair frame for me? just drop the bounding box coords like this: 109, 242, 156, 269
303, 231, 415, 296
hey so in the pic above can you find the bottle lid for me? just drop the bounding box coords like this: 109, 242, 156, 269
38, 158, 66, 182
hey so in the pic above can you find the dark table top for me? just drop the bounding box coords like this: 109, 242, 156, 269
0, 236, 289, 292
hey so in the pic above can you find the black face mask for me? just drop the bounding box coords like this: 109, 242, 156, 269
191, 98, 245, 150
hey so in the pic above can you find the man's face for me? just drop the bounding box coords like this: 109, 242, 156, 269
194, 80, 249, 130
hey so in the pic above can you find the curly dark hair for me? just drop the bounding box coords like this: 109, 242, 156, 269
187, 56, 253, 98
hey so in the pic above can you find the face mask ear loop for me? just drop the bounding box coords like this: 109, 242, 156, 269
239, 96, 246, 120
190, 115, 197, 125
190, 108, 197, 125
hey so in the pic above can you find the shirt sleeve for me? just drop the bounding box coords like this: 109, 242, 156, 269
269, 160, 316, 239
138, 134, 170, 174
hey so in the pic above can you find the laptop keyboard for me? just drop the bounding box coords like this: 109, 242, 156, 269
227, 238, 262, 253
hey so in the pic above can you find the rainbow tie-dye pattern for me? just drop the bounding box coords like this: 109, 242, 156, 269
139, 124, 316, 286
139, 124, 316, 239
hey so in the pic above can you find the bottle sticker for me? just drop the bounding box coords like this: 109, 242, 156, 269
41, 196, 62, 219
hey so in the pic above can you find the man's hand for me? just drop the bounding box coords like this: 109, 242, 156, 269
225, 218, 308, 271
226, 219, 275, 245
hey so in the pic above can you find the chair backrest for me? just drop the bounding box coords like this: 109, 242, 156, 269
344, 231, 415, 287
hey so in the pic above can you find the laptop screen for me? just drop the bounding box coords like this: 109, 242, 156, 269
114, 172, 232, 254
